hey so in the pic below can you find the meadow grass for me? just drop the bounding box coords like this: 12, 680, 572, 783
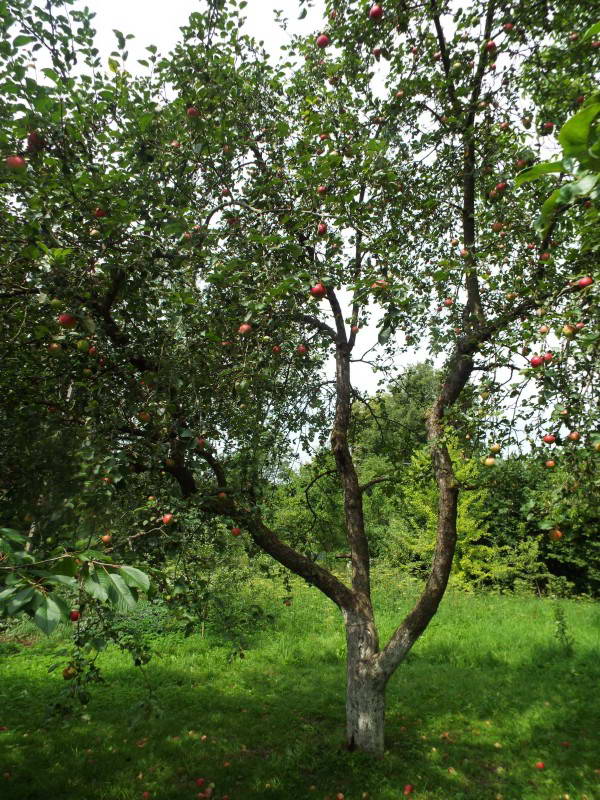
1, 568, 599, 800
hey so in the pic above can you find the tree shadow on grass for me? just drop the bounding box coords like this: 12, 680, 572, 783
0, 639, 599, 800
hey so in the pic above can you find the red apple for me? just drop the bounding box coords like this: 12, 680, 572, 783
576, 276, 593, 288
310, 282, 327, 299
196, 437, 206, 449
137, 411, 151, 423
351, 325, 359, 333
373, 47, 382, 57
58, 313, 77, 328
162, 513, 174, 525
316, 185, 328, 195
316, 34, 330, 48
543, 352, 554, 363
443, 298, 453, 307
69, 610, 80, 622
369, 4, 383, 19
549, 529, 563, 541
238, 323, 252, 335
545, 460, 556, 469
567, 431, 580, 441
371, 278, 389, 290
231, 527, 241, 537
530, 356, 544, 367
460, 248, 469, 257
592, 41, 600, 49
538, 325, 549, 334
403, 787, 414, 796
5, 155, 26, 170
187, 106, 200, 118
575, 322, 585, 330
272, 345, 282, 354
539, 252, 551, 261
534, 761, 545, 769
195, 779, 205, 787
297, 344, 308, 355
542, 434, 556, 444
491, 222, 503, 232
542, 121, 554, 131
93, 207, 107, 218
498, 122, 509, 131
101, 533, 112, 544
26, 131, 45, 152
485, 40, 497, 51
48, 342, 62, 354
170, 140, 181, 148
395, 89, 405, 98
516, 158, 528, 169
503, 22, 514, 31
495, 181, 508, 192
221, 187, 230, 196
142, 793, 151, 800
317, 222, 328, 235
576, 95, 585, 104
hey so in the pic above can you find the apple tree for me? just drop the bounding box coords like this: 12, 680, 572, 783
1, 0, 600, 754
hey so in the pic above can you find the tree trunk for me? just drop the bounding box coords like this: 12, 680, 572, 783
343, 609, 386, 755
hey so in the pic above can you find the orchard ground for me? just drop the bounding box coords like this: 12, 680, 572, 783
1, 568, 599, 800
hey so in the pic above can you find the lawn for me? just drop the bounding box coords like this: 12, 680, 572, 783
1, 569, 599, 800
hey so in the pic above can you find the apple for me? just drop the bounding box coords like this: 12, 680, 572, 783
88, 346, 97, 356
5, 155, 26, 169
231, 527, 241, 537
543, 352, 554, 363
451, 238, 459, 246
433, 51, 442, 61
69, 610, 80, 622
534, 761, 545, 769
395, 89, 405, 98
48, 342, 62, 355
576, 95, 585, 104
187, 106, 200, 117
530, 356, 544, 367
539, 252, 551, 261
490, 443, 501, 454
516, 158, 528, 169
575, 322, 585, 330
26, 131, 45, 152
592, 40, 600, 48
351, 325, 359, 333
443, 298, 453, 307
317, 185, 328, 195
545, 460, 556, 469
549, 529, 563, 541
76, 339, 90, 352
568, 32, 579, 41
162, 513, 174, 525
58, 313, 77, 328
93, 207, 107, 218
369, 4, 383, 19
498, 122, 509, 131
137, 411, 151, 423
491, 222, 503, 232
403, 787, 414, 796
317, 222, 328, 235
101, 533, 112, 544
539, 325, 549, 334
567, 431, 580, 441
316, 34, 330, 48
195, 779, 205, 787
576, 276, 593, 288
272, 345, 282, 354
297, 344, 308, 355
310, 282, 327, 299
63, 666, 77, 680
483, 456, 496, 467
142, 793, 151, 800
485, 40, 497, 51
593, 442, 600, 453
221, 187, 230, 197
495, 181, 508, 192
503, 22, 514, 31
170, 140, 181, 148
238, 323, 252, 335
196, 437, 206, 449
542, 121, 555, 131
460, 248, 469, 257
542, 434, 556, 444
371, 278, 389, 290
562, 324, 576, 337
527, 242, 536, 250
217, 491, 227, 500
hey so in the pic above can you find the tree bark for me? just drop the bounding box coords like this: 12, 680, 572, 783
343, 609, 387, 755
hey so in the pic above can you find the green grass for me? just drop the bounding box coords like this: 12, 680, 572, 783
1, 569, 599, 800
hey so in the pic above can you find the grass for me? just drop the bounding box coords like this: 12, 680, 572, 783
1, 568, 599, 800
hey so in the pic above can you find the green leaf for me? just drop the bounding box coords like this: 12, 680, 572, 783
84, 571, 109, 601
6, 586, 36, 614
581, 21, 600, 41
515, 161, 564, 186
108, 573, 136, 609
119, 566, 150, 592
33, 596, 64, 635
558, 104, 600, 161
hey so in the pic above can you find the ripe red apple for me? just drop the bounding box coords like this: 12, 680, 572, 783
542, 121, 555, 131
538, 325, 549, 334
534, 761, 545, 769
562, 324, 577, 337
310, 282, 327, 299
369, 4, 383, 19
503, 22, 514, 31
316, 184, 328, 195
272, 345, 282, 354
195, 779, 205, 787
101, 533, 112, 544
351, 325, 359, 333
576, 276, 593, 288
443, 298, 453, 307
592, 40, 600, 48
549, 529, 563, 541
196, 437, 206, 449
576, 95, 585, 104
395, 89, 405, 98
498, 122, 509, 131
495, 181, 508, 192
542, 434, 556, 444
93, 207, 107, 218
317, 222, 327, 235
539, 252, 551, 261
69, 610, 80, 622
5, 155, 26, 169
545, 460, 556, 469
231, 527, 241, 537
142, 793, 151, 800
26, 131, 45, 152
297, 344, 308, 355
373, 47, 382, 57
575, 321, 585, 330
516, 158, 528, 169
459, 248, 469, 258
137, 411, 151, 423
543, 352, 554, 363
567, 431, 580, 441
485, 40, 497, 51
217, 491, 227, 500
403, 787, 414, 796
371, 278, 389, 290
170, 140, 181, 148
58, 313, 77, 328
187, 106, 200, 118
491, 222, 503, 232
162, 513, 174, 525
451, 238, 459, 246
530, 356, 544, 367
316, 34, 330, 48
238, 323, 252, 335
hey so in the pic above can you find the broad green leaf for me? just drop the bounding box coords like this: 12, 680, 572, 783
84, 571, 109, 601
33, 595, 64, 635
515, 161, 564, 186
558, 104, 600, 161
120, 566, 150, 592
581, 21, 600, 41
108, 573, 136, 609
6, 586, 36, 614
